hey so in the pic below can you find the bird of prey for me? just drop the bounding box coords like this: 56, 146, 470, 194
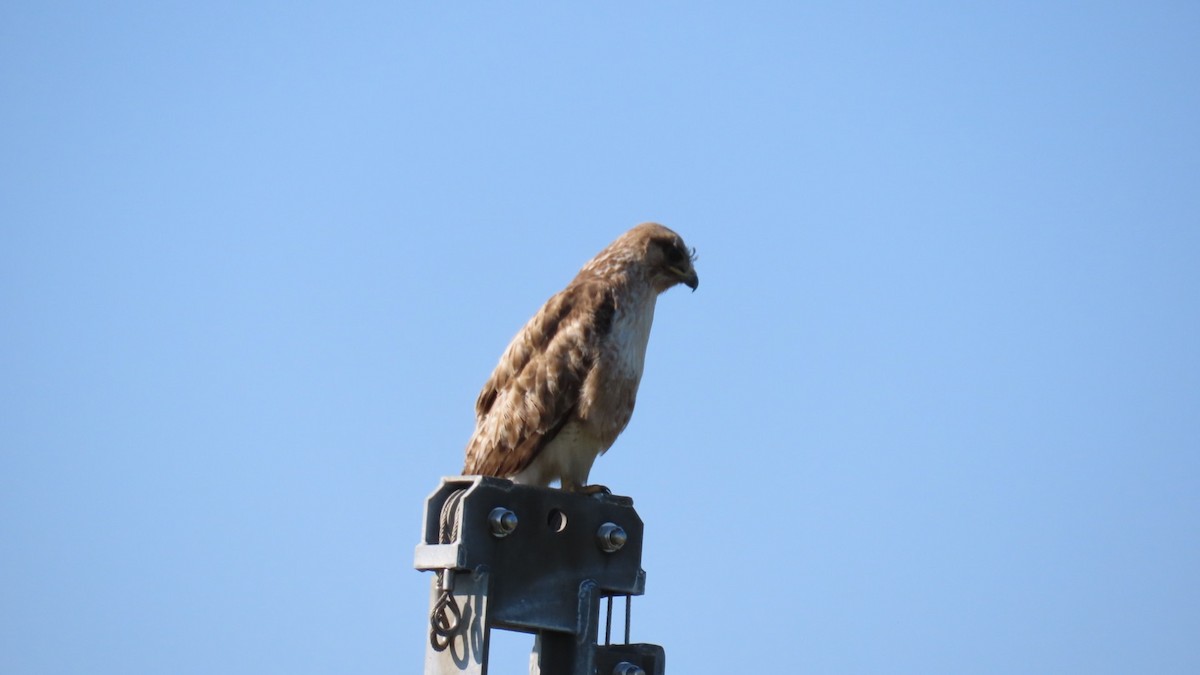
462, 222, 699, 492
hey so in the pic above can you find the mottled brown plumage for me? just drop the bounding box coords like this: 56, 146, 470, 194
462, 223, 698, 491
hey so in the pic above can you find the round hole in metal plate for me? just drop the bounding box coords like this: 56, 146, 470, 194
547, 508, 567, 532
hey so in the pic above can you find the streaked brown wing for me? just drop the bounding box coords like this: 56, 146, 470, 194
462, 284, 608, 477
460, 221, 688, 479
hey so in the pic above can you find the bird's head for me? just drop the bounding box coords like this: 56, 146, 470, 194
580, 222, 699, 294
632, 223, 700, 294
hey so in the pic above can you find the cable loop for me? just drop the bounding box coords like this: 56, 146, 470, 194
429, 585, 462, 652
429, 488, 469, 652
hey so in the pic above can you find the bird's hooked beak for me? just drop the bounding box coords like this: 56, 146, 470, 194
670, 265, 699, 292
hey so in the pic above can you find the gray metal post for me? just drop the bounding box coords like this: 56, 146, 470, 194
414, 476, 666, 674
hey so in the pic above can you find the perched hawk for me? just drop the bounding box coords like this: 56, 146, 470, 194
462, 223, 699, 491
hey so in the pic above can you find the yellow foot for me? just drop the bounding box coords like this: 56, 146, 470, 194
577, 484, 612, 496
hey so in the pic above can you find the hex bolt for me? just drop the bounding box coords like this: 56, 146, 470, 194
613, 662, 645, 675
596, 522, 627, 553
488, 507, 518, 538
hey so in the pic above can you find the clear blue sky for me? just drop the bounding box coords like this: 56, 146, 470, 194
3, 3, 1198, 673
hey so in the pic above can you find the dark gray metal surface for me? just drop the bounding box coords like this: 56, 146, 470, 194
596, 644, 665, 675
415, 476, 665, 674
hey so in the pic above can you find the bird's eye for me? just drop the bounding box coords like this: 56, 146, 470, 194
665, 245, 684, 264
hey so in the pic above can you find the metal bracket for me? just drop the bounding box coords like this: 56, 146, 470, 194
415, 476, 666, 674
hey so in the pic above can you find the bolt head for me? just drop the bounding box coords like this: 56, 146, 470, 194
613, 662, 645, 675
488, 507, 518, 538
596, 522, 627, 553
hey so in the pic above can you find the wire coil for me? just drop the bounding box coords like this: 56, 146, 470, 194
428, 489, 468, 652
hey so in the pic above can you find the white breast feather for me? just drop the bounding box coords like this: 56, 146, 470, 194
611, 293, 658, 379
